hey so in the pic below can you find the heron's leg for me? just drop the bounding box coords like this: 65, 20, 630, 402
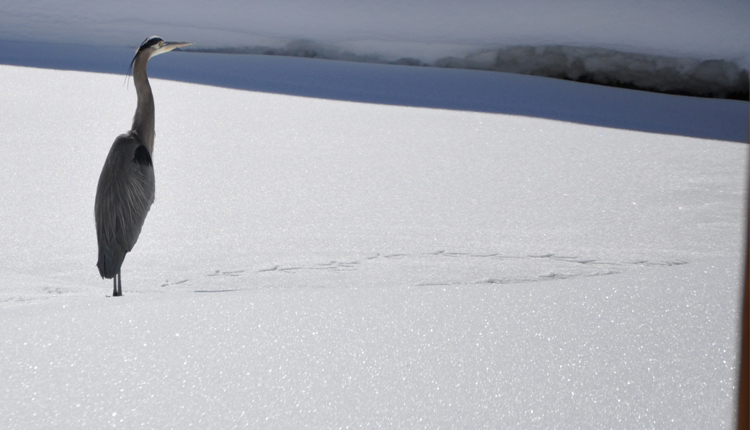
112, 276, 117, 297
113, 270, 122, 297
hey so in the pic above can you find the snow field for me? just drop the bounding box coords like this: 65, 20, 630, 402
0, 48, 746, 428
0, 258, 741, 428
0, 0, 748, 427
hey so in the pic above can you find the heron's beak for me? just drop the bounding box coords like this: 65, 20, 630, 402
162, 41, 193, 52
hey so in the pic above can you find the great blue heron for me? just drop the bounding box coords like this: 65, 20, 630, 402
95, 36, 192, 297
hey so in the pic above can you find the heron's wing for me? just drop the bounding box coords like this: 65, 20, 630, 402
94, 132, 155, 278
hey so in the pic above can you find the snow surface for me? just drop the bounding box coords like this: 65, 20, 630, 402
0, 259, 742, 428
0, 57, 747, 428
0, 1, 749, 428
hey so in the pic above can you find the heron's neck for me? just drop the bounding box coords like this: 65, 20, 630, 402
131, 55, 155, 154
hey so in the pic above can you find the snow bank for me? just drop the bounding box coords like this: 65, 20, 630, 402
436, 45, 750, 100
197, 41, 750, 100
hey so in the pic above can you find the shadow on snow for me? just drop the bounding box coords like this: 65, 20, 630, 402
1, 40, 747, 142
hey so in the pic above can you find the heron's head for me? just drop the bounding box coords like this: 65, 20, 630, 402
129, 36, 193, 71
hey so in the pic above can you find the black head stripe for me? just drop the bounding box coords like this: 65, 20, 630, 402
138, 36, 163, 52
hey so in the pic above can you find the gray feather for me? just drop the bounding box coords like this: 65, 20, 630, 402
95, 132, 155, 279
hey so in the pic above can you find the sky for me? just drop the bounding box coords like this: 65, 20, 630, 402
2, 0, 748, 63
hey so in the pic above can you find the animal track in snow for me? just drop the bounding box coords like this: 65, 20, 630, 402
258, 260, 360, 274
202, 251, 688, 288
161, 279, 190, 287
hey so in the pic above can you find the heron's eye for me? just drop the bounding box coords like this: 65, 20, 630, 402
159, 41, 164, 47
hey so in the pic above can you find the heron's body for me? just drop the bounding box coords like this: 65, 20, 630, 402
95, 131, 155, 279
94, 36, 191, 296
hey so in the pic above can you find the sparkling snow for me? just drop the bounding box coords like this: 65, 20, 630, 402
0, 1, 748, 428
